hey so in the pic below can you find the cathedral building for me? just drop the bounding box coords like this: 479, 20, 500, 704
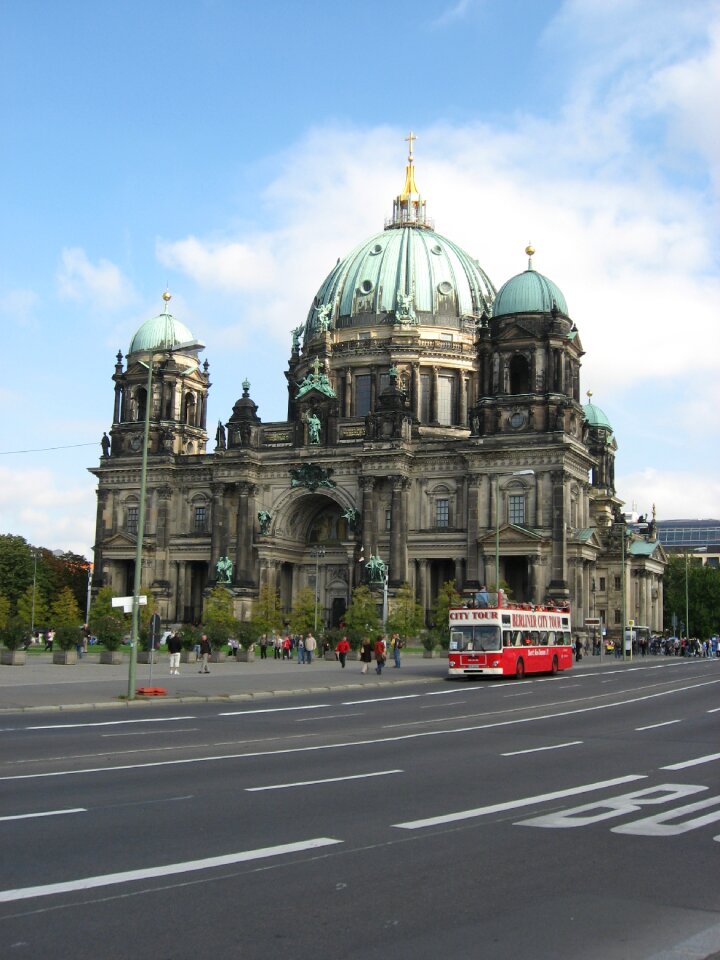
90, 140, 666, 643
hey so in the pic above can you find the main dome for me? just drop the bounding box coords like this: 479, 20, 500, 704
303, 145, 495, 338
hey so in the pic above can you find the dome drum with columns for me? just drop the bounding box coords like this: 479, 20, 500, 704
90, 136, 665, 640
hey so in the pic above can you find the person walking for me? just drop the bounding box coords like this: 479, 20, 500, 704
296, 635, 305, 664
374, 635, 387, 675
167, 631, 182, 675
304, 632, 317, 664
259, 634, 269, 659
282, 634, 291, 660
198, 633, 211, 673
391, 633, 402, 668
335, 635, 350, 669
360, 637, 372, 674
574, 635, 583, 662
273, 634, 283, 659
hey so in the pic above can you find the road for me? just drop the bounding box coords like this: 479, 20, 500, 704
1, 657, 719, 960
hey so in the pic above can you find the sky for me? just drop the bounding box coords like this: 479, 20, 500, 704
1, 0, 719, 560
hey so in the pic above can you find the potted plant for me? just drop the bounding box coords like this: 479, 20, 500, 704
235, 621, 256, 662
180, 624, 201, 663
94, 614, 125, 664
137, 625, 160, 664
0, 622, 27, 665
420, 630, 436, 658
53, 625, 81, 664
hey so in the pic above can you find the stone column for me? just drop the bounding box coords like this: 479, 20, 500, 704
529, 554, 541, 603
389, 476, 407, 586
458, 373, 468, 427
344, 367, 352, 418
412, 364, 421, 421
209, 483, 227, 576
430, 367, 439, 423
454, 557, 464, 591
465, 474, 481, 590
548, 470, 569, 600
235, 481, 257, 587
360, 477, 376, 560
416, 558, 429, 619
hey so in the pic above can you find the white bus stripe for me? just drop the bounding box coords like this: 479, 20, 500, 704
394, 775, 646, 830
0, 838, 342, 903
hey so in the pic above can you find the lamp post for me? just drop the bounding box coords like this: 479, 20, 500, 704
312, 546, 326, 633
127, 338, 201, 700
494, 469, 535, 595
30, 549, 38, 636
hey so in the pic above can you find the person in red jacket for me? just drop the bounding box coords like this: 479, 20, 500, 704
335, 635, 350, 669
374, 635, 386, 675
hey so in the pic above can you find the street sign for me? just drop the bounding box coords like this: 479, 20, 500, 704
585, 617, 601, 625
111, 595, 148, 614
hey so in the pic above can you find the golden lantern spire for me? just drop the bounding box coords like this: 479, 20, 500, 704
400, 129, 419, 200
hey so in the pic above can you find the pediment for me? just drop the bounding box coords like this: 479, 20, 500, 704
478, 524, 545, 546
102, 531, 137, 550
496, 320, 538, 343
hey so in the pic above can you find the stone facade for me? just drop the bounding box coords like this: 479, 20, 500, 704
89, 151, 665, 642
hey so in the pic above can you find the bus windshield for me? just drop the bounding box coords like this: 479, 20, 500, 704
449, 625, 502, 652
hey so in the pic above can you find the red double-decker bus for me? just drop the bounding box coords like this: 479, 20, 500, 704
448, 592, 573, 678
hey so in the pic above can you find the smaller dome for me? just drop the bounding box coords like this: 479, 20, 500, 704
128, 296, 196, 355
584, 399, 613, 431
493, 268, 568, 318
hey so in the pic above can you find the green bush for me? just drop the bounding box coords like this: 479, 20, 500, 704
180, 624, 201, 651
55, 625, 83, 651
92, 614, 125, 652
0, 621, 27, 651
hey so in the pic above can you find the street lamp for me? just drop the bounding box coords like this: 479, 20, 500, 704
128, 339, 201, 700
312, 546, 326, 633
494, 469, 535, 595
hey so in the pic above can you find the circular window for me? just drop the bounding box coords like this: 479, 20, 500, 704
431, 244, 443, 255
510, 412, 526, 429
437, 281, 453, 296
370, 244, 383, 255
360, 279, 374, 294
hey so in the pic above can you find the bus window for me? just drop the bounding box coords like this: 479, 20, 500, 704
529, 631, 539, 645
449, 630, 466, 651
538, 631, 548, 646
503, 631, 513, 647
547, 631, 556, 646
472, 626, 501, 651
560, 632, 571, 646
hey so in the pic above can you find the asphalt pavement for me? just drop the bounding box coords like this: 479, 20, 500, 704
0, 648, 633, 712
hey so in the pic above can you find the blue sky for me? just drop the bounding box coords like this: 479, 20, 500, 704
1, 0, 719, 558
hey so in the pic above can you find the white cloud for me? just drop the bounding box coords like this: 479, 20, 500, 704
0, 466, 96, 557
156, 236, 278, 292
0, 288, 39, 326
57, 248, 136, 308
618, 467, 720, 522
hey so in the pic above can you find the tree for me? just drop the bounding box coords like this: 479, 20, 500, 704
386, 582, 425, 641
0, 594, 10, 631
288, 586, 317, 637
343, 584, 380, 649
251, 583, 284, 638
49, 587, 82, 628
202, 586, 239, 647
16, 584, 50, 631
663, 555, 720, 638
0, 535, 34, 607
430, 579, 462, 650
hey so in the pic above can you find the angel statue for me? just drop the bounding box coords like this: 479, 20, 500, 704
216, 555, 233, 584
365, 554, 386, 584
258, 510, 272, 535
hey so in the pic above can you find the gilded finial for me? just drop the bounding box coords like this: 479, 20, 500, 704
586, 390, 593, 401
525, 243, 535, 270
405, 130, 417, 161
162, 289, 172, 313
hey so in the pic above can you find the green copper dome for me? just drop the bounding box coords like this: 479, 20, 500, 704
583, 398, 613, 431
128, 294, 196, 356
303, 150, 495, 339
493, 249, 568, 318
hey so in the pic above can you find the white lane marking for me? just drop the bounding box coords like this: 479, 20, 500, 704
218, 705, 330, 716
502, 741, 582, 756
0, 838, 342, 903
341, 695, 420, 705
707, 707, 720, 714
4, 678, 718, 782
27, 716, 196, 730
661, 752, 720, 770
394, 775, 646, 830
246, 769, 402, 792
0, 808, 86, 822
295, 713, 363, 722
101, 728, 199, 737
636, 720, 682, 731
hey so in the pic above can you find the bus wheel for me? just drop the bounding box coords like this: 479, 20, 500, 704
516, 658, 525, 679
550, 656, 559, 675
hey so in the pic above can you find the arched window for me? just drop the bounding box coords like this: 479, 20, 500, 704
509, 355, 530, 394
135, 387, 147, 422
183, 392, 196, 425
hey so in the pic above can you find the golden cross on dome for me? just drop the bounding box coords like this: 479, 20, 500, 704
405, 130, 417, 161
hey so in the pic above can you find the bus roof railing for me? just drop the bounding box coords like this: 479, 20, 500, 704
455, 589, 571, 614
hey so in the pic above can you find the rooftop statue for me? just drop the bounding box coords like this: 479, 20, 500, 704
216, 555, 233, 584
295, 356, 337, 400
396, 288, 417, 325
365, 554, 387, 584
258, 510, 272, 535
306, 411, 321, 445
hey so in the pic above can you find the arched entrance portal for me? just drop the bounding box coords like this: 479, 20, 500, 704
272, 491, 358, 630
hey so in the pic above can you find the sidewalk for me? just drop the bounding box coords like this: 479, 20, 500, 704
0, 649, 632, 714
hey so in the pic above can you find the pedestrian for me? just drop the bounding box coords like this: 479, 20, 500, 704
360, 637, 372, 674
282, 635, 291, 660
374, 635, 387, 675
575, 635, 583, 662
304, 631, 317, 664
198, 633, 211, 673
296, 635, 305, 664
336, 635, 350, 668
273, 634, 283, 659
167, 631, 182, 675
259, 634, 269, 659
45, 629, 55, 651
228, 637, 239, 658
391, 632, 402, 668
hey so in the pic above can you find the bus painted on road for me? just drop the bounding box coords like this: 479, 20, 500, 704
448, 594, 573, 678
